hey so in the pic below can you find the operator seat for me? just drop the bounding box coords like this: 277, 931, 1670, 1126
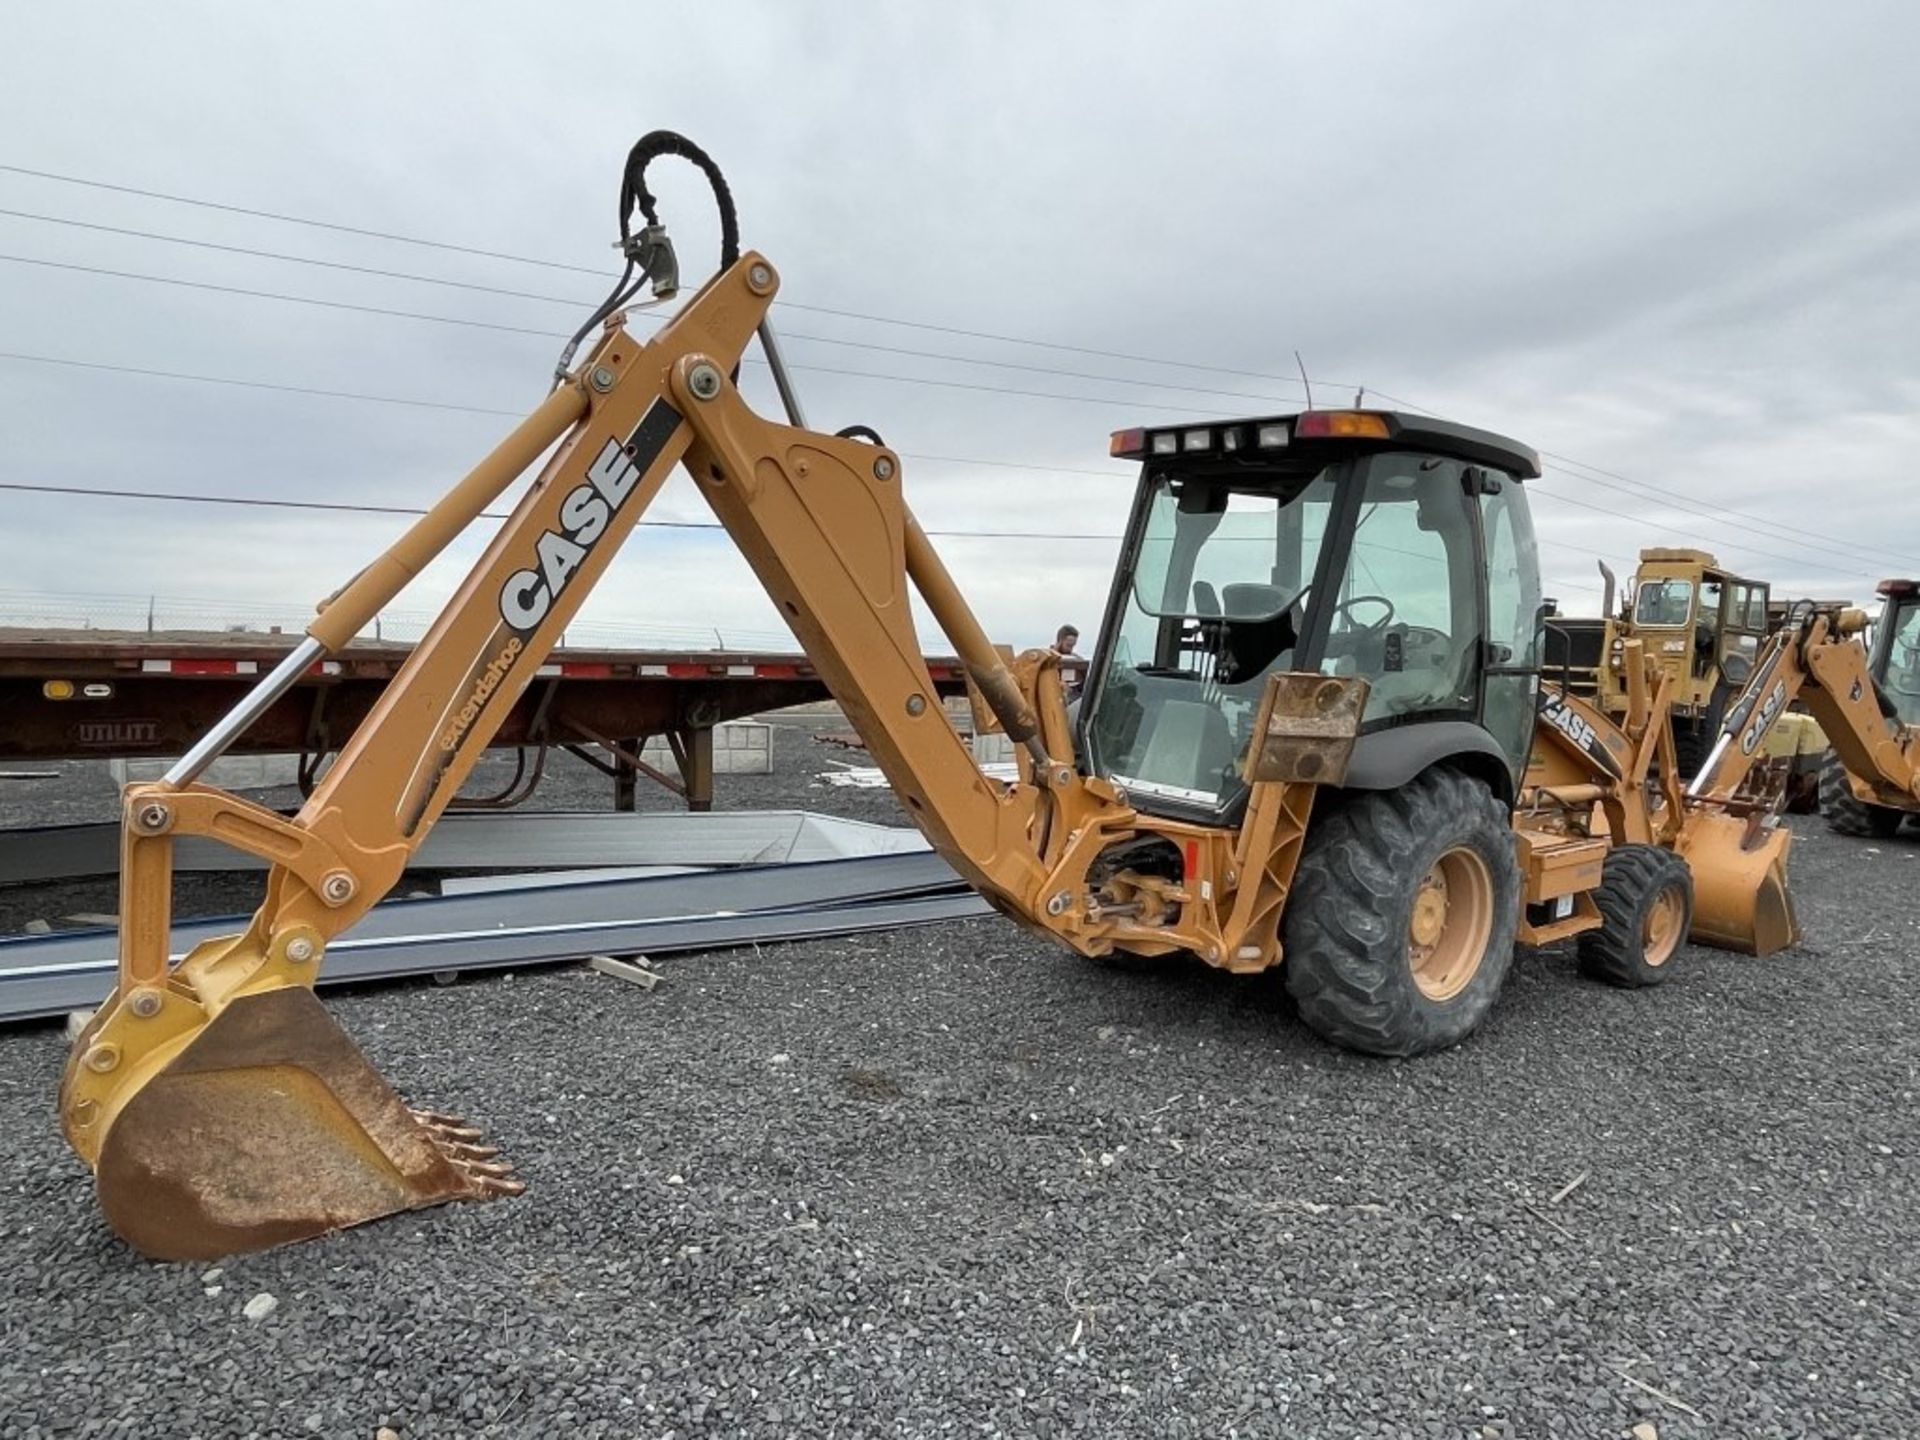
1216, 582, 1296, 683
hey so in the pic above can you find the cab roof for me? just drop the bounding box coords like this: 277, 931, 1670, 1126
1108, 409, 1541, 480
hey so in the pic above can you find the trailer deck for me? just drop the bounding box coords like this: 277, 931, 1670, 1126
0, 629, 965, 809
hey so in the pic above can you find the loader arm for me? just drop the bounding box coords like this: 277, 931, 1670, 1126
1527, 640, 1685, 849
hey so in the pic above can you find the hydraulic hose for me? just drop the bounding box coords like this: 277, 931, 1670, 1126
553, 130, 741, 384
619, 129, 739, 271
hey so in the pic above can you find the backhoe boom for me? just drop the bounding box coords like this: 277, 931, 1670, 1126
1690, 607, 1920, 810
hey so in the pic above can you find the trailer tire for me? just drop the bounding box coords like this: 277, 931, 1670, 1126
1576, 844, 1692, 988
1820, 753, 1904, 838
1284, 766, 1519, 1056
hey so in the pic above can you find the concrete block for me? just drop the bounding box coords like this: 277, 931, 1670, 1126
970, 732, 1015, 764
637, 722, 774, 775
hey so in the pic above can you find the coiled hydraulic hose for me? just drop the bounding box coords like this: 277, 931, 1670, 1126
553, 130, 741, 384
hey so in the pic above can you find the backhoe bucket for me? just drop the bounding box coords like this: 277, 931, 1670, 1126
1676, 810, 1799, 957
79, 987, 519, 1262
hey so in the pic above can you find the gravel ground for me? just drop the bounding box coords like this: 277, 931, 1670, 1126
1, 726, 1917, 1438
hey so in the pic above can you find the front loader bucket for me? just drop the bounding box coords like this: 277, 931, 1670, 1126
81, 987, 519, 1262
1676, 811, 1799, 957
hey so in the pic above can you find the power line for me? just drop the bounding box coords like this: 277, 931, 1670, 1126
0, 348, 1738, 579
1368, 385, 1920, 574
10, 157, 1915, 573
0, 480, 1616, 606
1529, 481, 1872, 582
0, 480, 1128, 543
0, 206, 1314, 408
2, 162, 1907, 580
0, 350, 1131, 479
0, 163, 610, 275
0, 253, 1231, 417
1533, 472, 1891, 583
9, 245, 1898, 578
0, 252, 559, 337
0, 161, 1351, 391
1543, 451, 1911, 572
0, 350, 527, 418
0, 206, 588, 305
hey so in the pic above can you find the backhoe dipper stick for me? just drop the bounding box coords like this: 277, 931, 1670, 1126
902, 516, 1050, 766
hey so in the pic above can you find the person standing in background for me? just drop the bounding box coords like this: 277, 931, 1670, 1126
1051, 624, 1088, 699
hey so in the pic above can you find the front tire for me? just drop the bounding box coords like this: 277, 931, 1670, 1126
1820, 753, 1904, 838
1284, 767, 1520, 1056
1577, 844, 1692, 988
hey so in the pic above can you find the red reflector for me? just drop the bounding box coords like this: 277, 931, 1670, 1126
1182, 840, 1199, 881
559, 662, 614, 678
1294, 410, 1391, 440
1110, 427, 1147, 458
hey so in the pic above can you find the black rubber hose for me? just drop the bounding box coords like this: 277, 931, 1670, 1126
620, 130, 740, 272
555, 132, 741, 386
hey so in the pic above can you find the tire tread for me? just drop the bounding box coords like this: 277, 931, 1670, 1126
1576, 844, 1692, 988
1285, 767, 1519, 1056
1820, 753, 1902, 838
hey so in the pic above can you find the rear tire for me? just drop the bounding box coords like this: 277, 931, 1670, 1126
1577, 844, 1692, 988
1284, 767, 1520, 1056
1820, 753, 1904, 838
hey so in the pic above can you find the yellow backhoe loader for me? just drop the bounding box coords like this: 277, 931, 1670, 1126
55, 134, 1805, 1261
1817, 579, 1920, 837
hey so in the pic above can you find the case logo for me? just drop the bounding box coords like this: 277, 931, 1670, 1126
498, 397, 682, 632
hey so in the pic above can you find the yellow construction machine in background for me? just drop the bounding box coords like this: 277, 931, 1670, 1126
1547, 548, 1853, 809
1818, 579, 1920, 837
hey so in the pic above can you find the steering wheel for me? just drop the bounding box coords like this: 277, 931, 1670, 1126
1329, 593, 1396, 631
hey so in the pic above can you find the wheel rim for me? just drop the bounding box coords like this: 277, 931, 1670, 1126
1642, 885, 1684, 967
1407, 846, 1495, 1002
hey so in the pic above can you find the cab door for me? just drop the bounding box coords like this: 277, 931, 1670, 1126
1478, 472, 1543, 773
1719, 581, 1768, 686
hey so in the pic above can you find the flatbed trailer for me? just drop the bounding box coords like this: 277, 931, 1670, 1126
0, 629, 966, 810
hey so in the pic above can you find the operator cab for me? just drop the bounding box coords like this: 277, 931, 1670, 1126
1081, 410, 1543, 822
1621, 549, 1770, 687
1872, 579, 1920, 728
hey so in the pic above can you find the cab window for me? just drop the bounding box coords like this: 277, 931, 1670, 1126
1884, 600, 1920, 727
1322, 456, 1480, 723
1087, 464, 1341, 807
1634, 580, 1693, 627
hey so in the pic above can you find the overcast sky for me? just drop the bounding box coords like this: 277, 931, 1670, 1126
3, 2, 1918, 654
